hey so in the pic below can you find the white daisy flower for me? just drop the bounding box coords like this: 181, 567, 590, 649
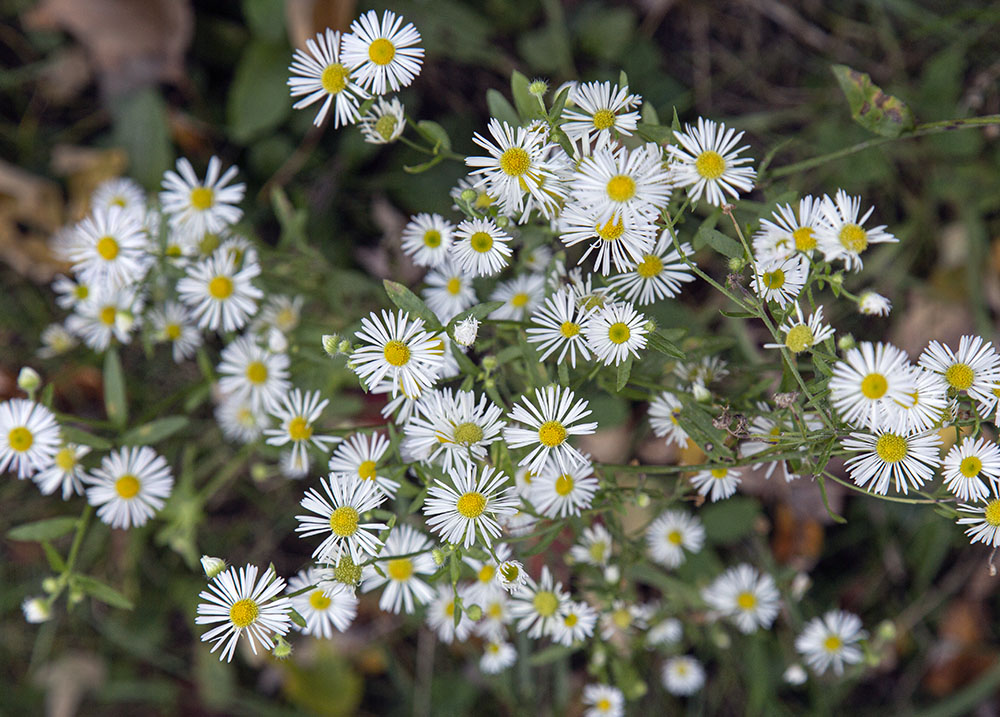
427, 584, 475, 644
496, 559, 529, 594
451, 217, 513, 277
815, 189, 897, 271
371, 378, 421, 424
423, 464, 518, 549
647, 618, 683, 646
160, 156, 245, 237
22, 596, 52, 624
264, 389, 337, 477
532, 458, 598, 518
196, 564, 291, 662
84, 446, 174, 529
582, 683, 624, 717
646, 510, 705, 569
350, 309, 443, 398
599, 601, 652, 641
476, 591, 513, 641
0, 399, 60, 479
505, 385, 599, 475
691, 464, 742, 502
895, 367, 949, 434
648, 391, 690, 448
570, 143, 671, 226
217, 335, 291, 412
359, 96, 406, 143
752, 196, 823, 260
569, 523, 613, 567
341, 9, 424, 95
525, 287, 593, 368
480, 640, 517, 674
149, 301, 202, 363
68, 206, 148, 289
677, 355, 730, 389
841, 421, 942, 495
465, 118, 566, 220
38, 322, 78, 359
91, 177, 146, 217
558, 200, 657, 276
177, 250, 262, 333
522, 244, 553, 273
31, 443, 89, 499
584, 301, 648, 366
361, 524, 436, 615
667, 117, 756, 206
422, 259, 477, 322
741, 412, 811, 482
957, 485, 1000, 547
296, 474, 388, 562
702, 563, 780, 634
53, 274, 91, 310
662, 655, 706, 696
552, 599, 598, 646
919, 335, 1000, 415
858, 290, 892, 316
829, 341, 916, 430
509, 566, 570, 639
328, 432, 398, 497
66, 286, 143, 352
751, 253, 808, 308
562, 81, 641, 153
763, 303, 835, 354
403, 388, 506, 473
942, 436, 1000, 502
401, 213, 455, 268
287, 567, 357, 637
288, 28, 367, 128
214, 393, 269, 444
489, 273, 546, 321
607, 234, 696, 306
795, 610, 866, 675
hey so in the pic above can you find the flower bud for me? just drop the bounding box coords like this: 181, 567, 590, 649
783, 664, 807, 685
636, 492, 650, 508
876, 619, 897, 642
692, 384, 712, 403
528, 79, 549, 97
790, 572, 811, 600
727, 256, 746, 272
481, 355, 498, 372
271, 635, 293, 660
42, 577, 59, 594
18, 367, 41, 394
837, 333, 856, 351
250, 463, 269, 482
465, 604, 482, 621
495, 215, 510, 229
201, 555, 227, 579
460, 188, 478, 204
603, 565, 620, 584
432, 548, 446, 566
453, 317, 479, 347
22, 597, 51, 624
267, 328, 288, 354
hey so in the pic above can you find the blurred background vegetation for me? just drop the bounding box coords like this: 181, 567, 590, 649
2, 0, 1000, 714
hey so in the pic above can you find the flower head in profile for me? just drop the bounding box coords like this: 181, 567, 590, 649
360, 96, 406, 144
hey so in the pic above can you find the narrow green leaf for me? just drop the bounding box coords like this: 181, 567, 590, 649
103, 347, 127, 429
289, 607, 307, 629
557, 360, 569, 387
528, 644, 575, 666
510, 70, 542, 123
720, 310, 757, 319
73, 575, 134, 610
382, 280, 442, 329
646, 331, 686, 360
635, 123, 672, 144
816, 475, 847, 524
120, 416, 189, 446
831, 64, 915, 138
696, 228, 744, 259
486, 89, 521, 128
671, 106, 681, 132
641, 101, 659, 125
42, 540, 66, 571
616, 356, 632, 392
8, 516, 78, 542
60, 425, 112, 451
618, 69, 629, 88
548, 85, 570, 121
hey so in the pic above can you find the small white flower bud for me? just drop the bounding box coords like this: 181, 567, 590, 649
22, 597, 51, 624
790, 572, 811, 600
267, 327, 288, 353
603, 565, 621, 584
17, 367, 41, 394
322, 334, 340, 356
453, 317, 480, 347
201, 555, 227, 579
692, 383, 712, 403
783, 664, 807, 685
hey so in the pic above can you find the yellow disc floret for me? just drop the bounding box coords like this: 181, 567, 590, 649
229, 598, 259, 628
96, 236, 120, 261
875, 433, 907, 463
784, 324, 814, 354
383, 339, 411, 367
945, 363, 975, 391
606, 175, 636, 202
499, 147, 531, 177
321, 63, 350, 94
368, 38, 396, 66
115, 474, 140, 499
838, 224, 868, 253
189, 187, 214, 211
860, 373, 888, 399
456, 491, 487, 518
329, 506, 360, 537
7, 427, 33, 452
538, 420, 567, 447
695, 150, 726, 179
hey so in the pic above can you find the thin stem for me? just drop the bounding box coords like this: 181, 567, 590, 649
65, 504, 93, 574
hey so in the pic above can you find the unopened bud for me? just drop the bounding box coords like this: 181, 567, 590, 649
18, 367, 41, 394
272, 635, 293, 660
432, 548, 446, 566
453, 317, 479, 347
876, 620, 897, 642
837, 334, 856, 351
528, 79, 549, 97
465, 604, 482, 621
636, 492, 650, 508
692, 384, 712, 403
728, 256, 746, 272
201, 555, 227, 579
481, 355, 498, 372
250, 463, 269, 482
495, 215, 510, 229
322, 334, 342, 357
460, 188, 477, 204
42, 577, 59, 594
783, 664, 807, 685
790, 572, 811, 600
22, 597, 51, 624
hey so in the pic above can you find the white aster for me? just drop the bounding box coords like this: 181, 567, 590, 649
841, 421, 942, 495
362, 524, 436, 615
402, 213, 454, 268
350, 309, 443, 398
815, 189, 896, 271
505, 385, 599, 475
702, 563, 780, 634
341, 9, 424, 95
160, 156, 245, 237
217, 335, 291, 412
667, 117, 756, 206
295, 474, 388, 562
288, 28, 367, 127
646, 510, 705, 569
85, 446, 173, 529
0, 399, 60, 479
795, 610, 866, 675
584, 301, 648, 366
423, 464, 518, 549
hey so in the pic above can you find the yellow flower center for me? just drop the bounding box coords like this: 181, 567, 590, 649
74, 285, 90, 300
589, 541, 607, 563
375, 114, 398, 140
592, 108, 616, 130
423, 229, 442, 248
945, 363, 975, 391
358, 460, 377, 480
784, 324, 814, 354
612, 607, 632, 629
606, 174, 636, 202
960, 456, 983, 478
189, 186, 214, 211
473, 191, 494, 209
229, 598, 259, 628
388, 558, 414, 581
368, 38, 396, 66
99, 306, 117, 326
469, 231, 494, 253
55, 447, 76, 471
478, 564, 496, 583
860, 373, 888, 399
383, 340, 411, 367
329, 506, 360, 537
667, 529, 683, 545
115, 474, 140, 498
736, 591, 757, 610
595, 217, 625, 241
762, 269, 785, 290
309, 590, 331, 610
96, 236, 119, 260
596, 698, 611, 711
985, 499, 1000, 526
488, 602, 503, 618
554, 474, 574, 496
287, 416, 313, 441
792, 226, 816, 251
511, 292, 530, 308
445, 600, 455, 617
533, 590, 559, 617
446, 277, 462, 295
453, 421, 484, 445
499, 147, 531, 177
636, 254, 663, 279
838, 224, 868, 253
165, 323, 182, 341
608, 322, 631, 345
456, 491, 487, 518
694, 150, 726, 179
563, 612, 579, 628
321, 62, 350, 94
7, 427, 33, 452
710, 467, 728, 479
823, 635, 843, 652
875, 433, 908, 463
245, 361, 268, 384
560, 321, 580, 338
501, 563, 520, 582
208, 276, 233, 300
538, 420, 567, 447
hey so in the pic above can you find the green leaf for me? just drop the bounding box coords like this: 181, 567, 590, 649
831, 64, 915, 138
696, 228, 744, 259
557, 360, 569, 387
60, 425, 112, 451
120, 416, 189, 446
415, 120, 451, 151
671, 106, 681, 132
289, 607, 308, 629
548, 85, 570, 121
635, 123, 672, 144
242, 0, 286, 42
73, 575, 133, 610
616, 356, 633, 392
7, 516, 78, 542
510, 70, 542, 122
527, 644, 575, 666
42, 541, 66, 571
646, 331, 686, 360
816, 474, 847, 524
103, 347, 127, 429
110, 87, 172, 190
675, 393, 732, 458
641, 102, 659, 125
228, 41, 292, 143
382, 280, 442, 329
700, 497, 760, 543
486, 89, 521, 129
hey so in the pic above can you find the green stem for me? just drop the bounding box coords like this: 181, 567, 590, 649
65, 504, 93, 574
